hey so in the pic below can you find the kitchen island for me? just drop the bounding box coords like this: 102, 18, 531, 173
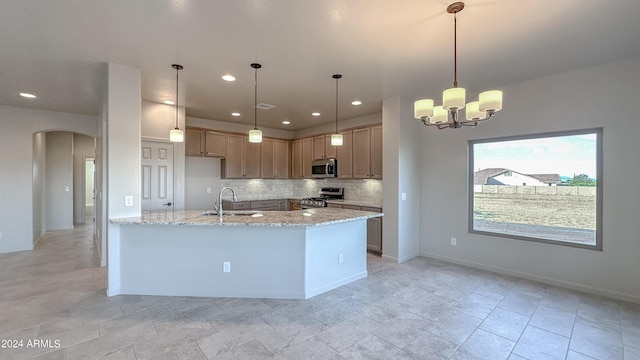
108, 208, 382, 299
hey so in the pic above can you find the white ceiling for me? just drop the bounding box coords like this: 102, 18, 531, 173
2, 0, 640, 130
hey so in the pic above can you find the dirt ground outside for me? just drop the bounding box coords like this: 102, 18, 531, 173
473, 192, 597, 244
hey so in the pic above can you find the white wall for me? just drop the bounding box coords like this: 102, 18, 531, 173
187, 116, 294, 139
0, 106, 96, 253
45, 132, 74, 231
294, 113, 382, 138
106, 63, 142, 219
73, 133, 95, 224
185, 157, 221, 210
382, 97, 421, 263
32, 132, 46, 244
418, 56, 640, 302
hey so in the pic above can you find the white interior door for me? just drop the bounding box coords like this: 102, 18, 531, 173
141, 140, 174, 212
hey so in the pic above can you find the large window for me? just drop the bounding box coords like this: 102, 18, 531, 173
469, 128, 602, 250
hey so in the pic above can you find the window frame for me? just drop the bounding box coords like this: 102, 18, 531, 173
468, 128, 603, 251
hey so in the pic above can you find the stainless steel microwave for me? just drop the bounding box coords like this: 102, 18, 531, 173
311, 158, 337, 178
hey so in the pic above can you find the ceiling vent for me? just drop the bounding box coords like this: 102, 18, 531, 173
256, 103, 275, 110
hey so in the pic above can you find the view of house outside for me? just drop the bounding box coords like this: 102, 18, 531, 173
470, 130, 599, 247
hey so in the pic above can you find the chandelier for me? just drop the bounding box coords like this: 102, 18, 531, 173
414, 2, 503, 129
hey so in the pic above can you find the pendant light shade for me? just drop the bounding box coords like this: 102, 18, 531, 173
249, 63, 263, 143
169, 64, 184, 142
331, 74, 343, 146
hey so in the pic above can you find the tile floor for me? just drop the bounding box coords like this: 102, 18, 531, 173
1, 225, 639, 359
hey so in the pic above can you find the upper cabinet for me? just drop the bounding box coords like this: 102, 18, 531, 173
205, 131, 226, 157
185, 128, 226, 157
222, 134, 261, 179
353, 125, 382, 179
291, 138, 313, 178
261, 138, 290, 179
185, 129, 205, 156
335, 130, 353, 179
187, 124, 380, 180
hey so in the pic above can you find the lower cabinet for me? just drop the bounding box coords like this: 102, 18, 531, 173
327, 203, 382, 253
222, 199, 290, 211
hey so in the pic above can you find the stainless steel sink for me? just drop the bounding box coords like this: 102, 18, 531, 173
201, 210, 261, 216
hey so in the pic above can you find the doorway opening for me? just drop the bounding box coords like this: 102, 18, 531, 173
85, 157, 95, 224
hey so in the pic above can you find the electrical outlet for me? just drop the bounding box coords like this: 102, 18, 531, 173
206, 187, 212, 194
451, 237, 457, 246
124, 195, 133, 207
338, 253, 344, 264
401, 192, 407, 201
223, 261, 231, 273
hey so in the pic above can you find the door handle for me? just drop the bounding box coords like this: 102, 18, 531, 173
163, 202, 173, 206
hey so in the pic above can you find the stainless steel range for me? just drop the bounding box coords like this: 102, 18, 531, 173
300, 187, 344, 208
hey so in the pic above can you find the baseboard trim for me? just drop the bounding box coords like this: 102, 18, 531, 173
381, 252, 420, 264
420, 251, 640, 305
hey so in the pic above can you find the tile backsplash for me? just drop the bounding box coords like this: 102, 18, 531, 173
220, 178, 383, 204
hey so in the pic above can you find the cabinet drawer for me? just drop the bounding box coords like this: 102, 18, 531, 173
251, 200, 278, 209
361, 206, 382, 213
327, 203, 343, 208
222, 200, 251, 210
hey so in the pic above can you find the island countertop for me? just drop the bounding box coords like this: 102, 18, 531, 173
109, 208, 383, 227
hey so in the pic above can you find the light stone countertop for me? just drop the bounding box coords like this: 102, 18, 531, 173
325, 199, 383, 209
109, 208, 383, 227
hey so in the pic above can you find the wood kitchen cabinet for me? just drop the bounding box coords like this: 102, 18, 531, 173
313, 135, 338, 160
222, 134, 261, 178
261, 138, 290, 179
335, 130, 352, 178
185, 129, 226, 157
291, 140, 303, 179
205, 131, 226, 157
185, 129, 205, 156
326, 202, 383, 253
292, 138, 313, 178
362, 206, 383, 253
353, 125, 382, 179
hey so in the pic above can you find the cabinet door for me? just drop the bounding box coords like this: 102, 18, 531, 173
274, 140, 290, 179
223, 134, 245, 178
370, 125, 383, 179
336, 130, 352, 178
185, 129, 204, 156
205, 131, 226, 157
352, 128, 371, 179
244, 139, 262, 178
302, 138, 313, 178
367, 217, 382, 253
261, 138, 276, 178
291, 140, 303, 179
324, 135, 337, 159
278, 200, 288, 211
313, 135, 325, 160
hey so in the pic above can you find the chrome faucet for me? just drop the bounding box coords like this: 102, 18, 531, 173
217, 186, 238, 220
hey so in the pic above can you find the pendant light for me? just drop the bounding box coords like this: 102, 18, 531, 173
248, 63, 263, 143
413, 2, 503, 129
330, 74, 343, 146
169, 64, 184, 142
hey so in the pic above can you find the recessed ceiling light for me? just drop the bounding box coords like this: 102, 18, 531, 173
351, 100, 362, 106
222, 74, 236, 82
312, 112, 321, 117
20, 92, 37, 99
231, 112, 240, 117
163, 100, 175, 105
282, 121, 291, 125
